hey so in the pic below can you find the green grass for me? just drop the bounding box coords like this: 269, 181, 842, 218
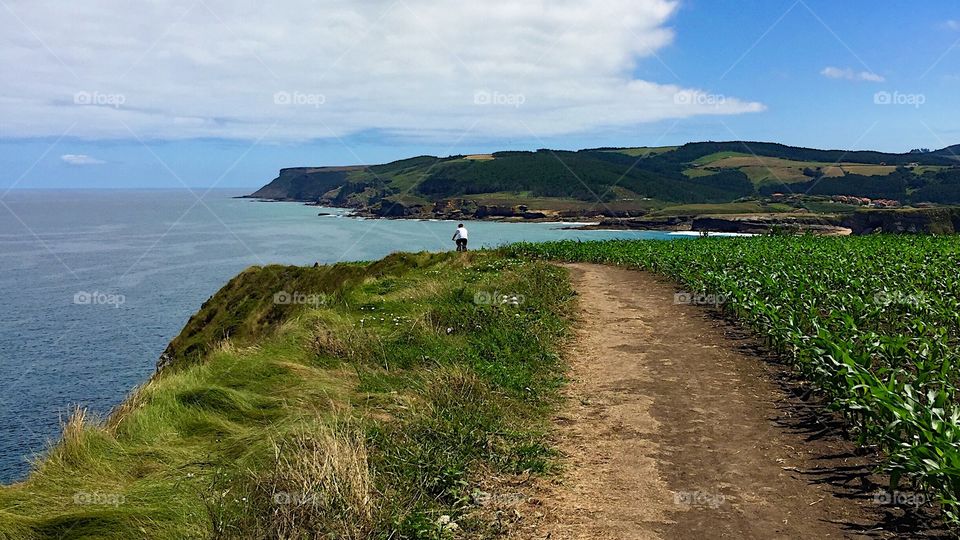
508, 236, 960, 526
0, 252, 574, 539
599, 146, 679, 158
685, 155, 902, 187
691, 151, 753, 165
798, 200, 859, 214
648, 201, 794, 217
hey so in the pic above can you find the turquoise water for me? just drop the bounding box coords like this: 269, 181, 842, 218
0, 189, 680, 483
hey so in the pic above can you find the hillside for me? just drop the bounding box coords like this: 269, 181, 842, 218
0, 252, 573, 538
247, 142, 960, 221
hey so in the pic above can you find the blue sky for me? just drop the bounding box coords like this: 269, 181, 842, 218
0, 0, 958, 189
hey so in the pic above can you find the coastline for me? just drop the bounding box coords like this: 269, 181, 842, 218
239, 196, 854, 235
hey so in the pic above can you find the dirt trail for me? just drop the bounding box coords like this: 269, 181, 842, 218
519, 263, 914, 540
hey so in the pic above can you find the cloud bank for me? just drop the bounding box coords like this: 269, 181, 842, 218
1, 0, 764, 142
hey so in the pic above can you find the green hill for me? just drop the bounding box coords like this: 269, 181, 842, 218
247, 141, 960, 218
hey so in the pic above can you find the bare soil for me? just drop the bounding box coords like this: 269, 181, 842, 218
505, 263, 946, 540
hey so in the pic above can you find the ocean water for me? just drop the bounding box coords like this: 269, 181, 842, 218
0, 189, 680, 483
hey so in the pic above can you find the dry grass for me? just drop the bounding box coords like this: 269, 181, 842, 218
59, 406, 92, 446
104, 384, 151, 431
249, 427, 376, 539
312, 322, 377, 364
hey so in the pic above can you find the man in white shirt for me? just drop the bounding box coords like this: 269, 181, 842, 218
452, 223, 469, 251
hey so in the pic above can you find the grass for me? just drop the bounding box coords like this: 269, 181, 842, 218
647, 201, 794, 217
0, 251, 574, 539
455, 192, 660, 214
599, 146, 679, 158
691, 151, 752, 165
685, 155, 899, 186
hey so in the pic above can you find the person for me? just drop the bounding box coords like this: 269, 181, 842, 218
452, 223, 469, 251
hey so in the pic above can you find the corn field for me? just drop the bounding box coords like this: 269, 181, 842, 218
508, 236, 960, 523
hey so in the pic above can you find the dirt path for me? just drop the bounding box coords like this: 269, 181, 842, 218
516, 263, 926, 540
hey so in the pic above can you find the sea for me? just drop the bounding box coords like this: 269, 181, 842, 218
0, 189, 683, 483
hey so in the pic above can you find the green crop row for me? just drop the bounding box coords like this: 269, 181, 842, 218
507, 235, 960, 523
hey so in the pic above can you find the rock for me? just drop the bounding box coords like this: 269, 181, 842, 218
370, 200, 423, 217
156, 352, 175, 373
841, 208, 960, 235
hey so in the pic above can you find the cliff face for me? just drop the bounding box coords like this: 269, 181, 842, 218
841, 208, 960, 235
248, 166, 366, 201
158, 253, 439, 372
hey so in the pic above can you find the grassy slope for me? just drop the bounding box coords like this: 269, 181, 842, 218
685, 154, 913, 186
647, 201, 795, 217
0, 252, 573, 539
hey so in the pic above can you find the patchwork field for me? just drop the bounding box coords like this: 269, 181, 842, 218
685, 153, 903, 185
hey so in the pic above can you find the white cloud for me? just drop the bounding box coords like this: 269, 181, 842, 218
820, 66, 885, 83
0, 1, 764, 142
945, 20, 960, 31
61, 154, 106, 165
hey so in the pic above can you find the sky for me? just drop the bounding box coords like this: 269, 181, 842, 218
0, 0, 958, 189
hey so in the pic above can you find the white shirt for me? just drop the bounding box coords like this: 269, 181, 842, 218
454, 227, 468, 240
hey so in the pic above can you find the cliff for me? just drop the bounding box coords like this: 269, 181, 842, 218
0, 251, 573, 539
842, 207, 960, 235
